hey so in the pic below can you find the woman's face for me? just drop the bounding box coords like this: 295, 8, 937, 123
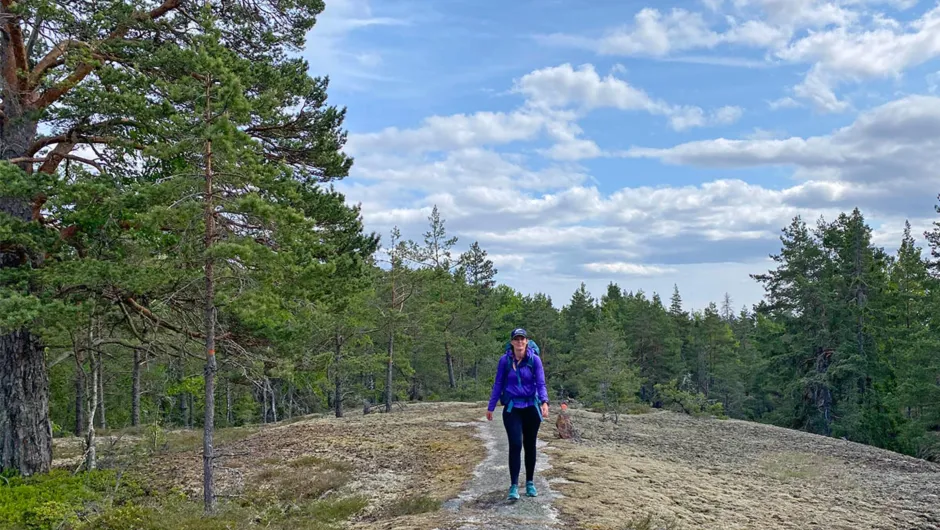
511, 335, 527, 350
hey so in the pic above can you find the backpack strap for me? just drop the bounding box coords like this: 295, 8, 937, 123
501, 350, 539, 416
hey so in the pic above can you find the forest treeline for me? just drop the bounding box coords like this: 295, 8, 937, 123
40, 202, 940, 467
1, 1, 939, 516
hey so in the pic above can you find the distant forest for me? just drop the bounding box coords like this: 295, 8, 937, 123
42, 202, 940, 465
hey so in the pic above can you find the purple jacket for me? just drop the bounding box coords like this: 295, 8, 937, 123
487, 346, 549, 411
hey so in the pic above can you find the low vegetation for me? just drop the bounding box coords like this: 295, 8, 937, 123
0, 403, 483, 530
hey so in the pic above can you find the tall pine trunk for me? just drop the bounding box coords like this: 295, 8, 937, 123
84, 345, 98, 471
74, 352, 86, 436
334, 333, 343, 418
445, 341, 456, 389
226, 380, 233, 426
97, 352, 107, 430
132, 348, 141, 427
385, 324, 394, 413
202, 79, 218, 514
0, 17, 52, 476
0, 330, 52, 475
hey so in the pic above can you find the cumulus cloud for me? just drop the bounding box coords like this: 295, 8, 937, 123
334, 2, 940, 309
346, 110, 556, 154
625, 94, 940, 185
536, 7, 789, 56
513, 63, 742, 132
340, 92, 940, 300
347, 62, 742, 165
583, 262, 678, 275
623, 95, 940, 219
536, 2, 940, 112
346, 148, 590, 192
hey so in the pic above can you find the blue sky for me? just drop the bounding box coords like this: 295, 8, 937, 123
301, 0, 940, 312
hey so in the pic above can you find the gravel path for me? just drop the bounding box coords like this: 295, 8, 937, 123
441, 413, 562, 530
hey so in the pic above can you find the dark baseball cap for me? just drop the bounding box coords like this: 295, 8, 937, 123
510, 328, 527, 339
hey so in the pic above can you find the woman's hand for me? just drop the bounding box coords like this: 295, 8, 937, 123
486, 411, 493, 421
540, 403, 549, 419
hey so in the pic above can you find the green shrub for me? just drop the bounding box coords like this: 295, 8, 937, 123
21, 499, 78, 529
653, 379, 727, 419
80, 504, 156, 529
0, 469, 113, 529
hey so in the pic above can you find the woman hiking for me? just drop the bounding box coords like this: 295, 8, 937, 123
486, 327, 550, 501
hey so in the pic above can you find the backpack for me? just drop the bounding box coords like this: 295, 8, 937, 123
498, 341, 542, 415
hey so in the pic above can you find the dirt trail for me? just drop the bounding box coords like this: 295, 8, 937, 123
440, 412, 562, 530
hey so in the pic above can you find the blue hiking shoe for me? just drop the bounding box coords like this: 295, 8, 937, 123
525, 480, 538, 497
508, 484, 520, 500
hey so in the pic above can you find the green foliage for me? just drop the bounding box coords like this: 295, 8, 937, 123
0, 469, 142, 529
654, 378, 726, 419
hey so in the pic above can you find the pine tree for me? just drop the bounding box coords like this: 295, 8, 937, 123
577, 315, 642, 422
458, 241, 497, 301
720, 293, 735, 322
0, 0, 346, 477
819, 209, 892, 445
752, 216, 836, 436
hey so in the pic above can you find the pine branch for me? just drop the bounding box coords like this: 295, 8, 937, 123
24, 14, 41, 59
1, 0, 28, 93
27, 39, 84, 91
9, 153, 102, 172
34, 0, 182, 110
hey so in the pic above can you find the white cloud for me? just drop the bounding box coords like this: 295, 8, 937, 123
345, 148, 590, 192
584, 262, 678, 275
340, 93, 940, 296
536, 3, 940, 112
713, 105, 745, 124
512, 63, 745, 133
768, 96, 802, 109
348, 62, 742, 165
488, 254, 526, 270
347, 110, 555, 154
515, 63, 657, 111
589, 7, 790, 56
624, 94, 940, 187
731, 0, 858, 28
541, 138, 604, 161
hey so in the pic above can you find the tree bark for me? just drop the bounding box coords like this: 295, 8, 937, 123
0, 330, 52, 475
385, 324, 394, 413
270, 380, 277, 423
74, 351, 86, 436
261, 380, 268, 423
131, 347, 141, 427
202, 107, 218, 512
0, 26, 49, 471
226, 379, 232, 426
334, 333, 343, 418
445, 341, 456, 389
85, 346, 98, 471
97, 352, 107, 430
182, 392, 191, 428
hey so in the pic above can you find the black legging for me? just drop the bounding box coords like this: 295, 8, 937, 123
503, 405, 541, 485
